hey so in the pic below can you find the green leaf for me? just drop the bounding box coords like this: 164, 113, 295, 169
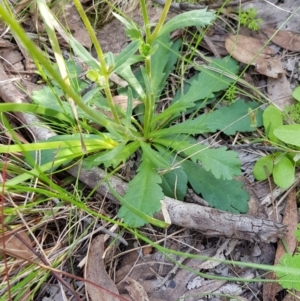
179, 144, 241, 180
151, 35, 181, 101
181, 56, 239, 105
152, 56, 239, 125
155, 145, 188, 201
109, 141, 140, 167
263, 106, 283, 143
117, 65, 146, 99
0, 103, 76, 124
292, 86, 300, 102
158, 9, 215, 38
114, 40, 140, 70
294, 224, 300, 242
84, 141, 139, 169
25, 134, 117, 172
154, 137, 241, 180
151, 98, 197, 127
182, 160, 249, 213
32, 85, 100, 120
277, 254, 300, 290
108, 182, 168, 228
160, 167, 187, 201
84, 141, 126, 169
253, 155, 274, 181
150, 114, 209, 138
205, 100, 263, 135
70, 36, 100, 69
118, 153, 165, 227
112, 12, 142, 41
153, 135, 196, 149
140, 141, 170, 169
273, 155, 295, 188
274, 124, 300, 147
32, 89, 112, 129
193, 147, 241, 180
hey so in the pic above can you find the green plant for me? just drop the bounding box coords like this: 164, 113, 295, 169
238, 8, 263, 31
0, 0, 266, 229
253, 105, 300, 189
292, 85, 300, 102
224, 83, 238, 103
283, 102, 300, 124
275, 224, 300, 290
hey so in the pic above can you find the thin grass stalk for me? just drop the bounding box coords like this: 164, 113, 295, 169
72, 0, 121, 124
150, 0, 172, 42
0, 4, 126, 136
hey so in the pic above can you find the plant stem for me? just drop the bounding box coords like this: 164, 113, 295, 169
73, 0, 121, 124
140, 0, 172, 136
140, 0, 151, 44
150, 0, 172, 43
143, 59, 152, 137
140, 0, 155, 137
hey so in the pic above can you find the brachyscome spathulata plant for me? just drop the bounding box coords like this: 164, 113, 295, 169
0, 0, 265, 227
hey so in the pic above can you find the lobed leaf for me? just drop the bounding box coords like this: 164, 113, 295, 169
118, 153, 165, 227
150, 114, 209, 138
182, 160, 249, 213
153, 56, 239, 125
117, 65, 146, 99
158, 9, 215, 38
205, 99, 263, 135
154, 137, 241, 180
84, 141, 140, 169
155, 144, 188, 201
192, 147, 241, 180
277, 254, 300, 291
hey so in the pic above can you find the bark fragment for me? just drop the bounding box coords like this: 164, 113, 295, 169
67, 165, 286, 243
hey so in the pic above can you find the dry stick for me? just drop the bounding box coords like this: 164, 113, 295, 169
67, 165, 286, 243
0, 69, 286, 243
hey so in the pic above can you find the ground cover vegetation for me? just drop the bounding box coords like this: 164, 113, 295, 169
1, 0, 300, 300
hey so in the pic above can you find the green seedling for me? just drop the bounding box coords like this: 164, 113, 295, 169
276, 224, 300, 291
253, 105, 300, 189
238, 8, 263, 31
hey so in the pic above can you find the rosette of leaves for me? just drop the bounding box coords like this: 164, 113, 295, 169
1, 3, 264, 227
74, 10, 263, 227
